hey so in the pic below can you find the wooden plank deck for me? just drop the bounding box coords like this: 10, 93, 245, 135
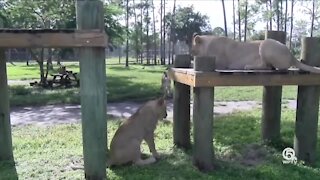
168, 68, 320, 87
0, 29, 107, 48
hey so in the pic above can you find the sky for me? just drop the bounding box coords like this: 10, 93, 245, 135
150, 0, 312, 32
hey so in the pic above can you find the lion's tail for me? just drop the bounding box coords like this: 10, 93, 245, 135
292, 58, 320, 74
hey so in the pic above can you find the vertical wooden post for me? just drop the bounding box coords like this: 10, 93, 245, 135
192, 56, 215, 172
173, 54, 191, 149
294, 37, 320, 165
262, 31, 286, 142
0, 18, 14, 162
76, 1, 107, 179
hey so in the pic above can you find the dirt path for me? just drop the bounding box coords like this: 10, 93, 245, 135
10, 100, 298, 127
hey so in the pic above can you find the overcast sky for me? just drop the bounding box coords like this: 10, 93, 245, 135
151, 0, 311, 31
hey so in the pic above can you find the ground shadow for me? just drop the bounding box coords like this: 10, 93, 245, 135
0, 160, 18, 179
10, 70, 164, 107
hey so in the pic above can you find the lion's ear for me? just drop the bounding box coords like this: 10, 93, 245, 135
194, 35, 202, 44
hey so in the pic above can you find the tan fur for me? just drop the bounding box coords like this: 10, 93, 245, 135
192, 35, 320, 73
161, 72, 173, 98
256, 39, 320, 73
191, 35, 263, 69
107, 97, 167, 167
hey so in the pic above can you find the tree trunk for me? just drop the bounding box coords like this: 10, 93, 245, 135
152, 0, 157, 65
47, 48, 53, 70
277, 0, 280, 31
140, 0, 143, 64
280, 0, 283, 31
125, 0, 129, 67
244, 0, 248, 42
266, 2, 269, 30
289, 0, 294, 50
171, 0, 176, 62
160, 0, 163, 64
233, 0, 236, 40
146, 0, 150, 65
162, 0, 166, 65
284, 0, 288, 35
269, 0, 272, 30
238, 0, 241, 41
133, 0, 139, 63
222, 0, 228, 37
310, 0, 315, 37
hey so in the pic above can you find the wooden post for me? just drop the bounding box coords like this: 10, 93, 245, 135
262, 31, 286, 142
173, 54, 191, 149
294, 37, 320, 165
76, 1, 107, 179
0, 18, 14, 162
192, 56, 215, 172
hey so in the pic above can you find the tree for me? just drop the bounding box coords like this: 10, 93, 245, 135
2, 0, 125, 84
289, 0, 295, 50
221, 0, 228, 37
152, 0, 157, 64
238, 0, 241, 41
3, 0, 76, 84
233, 0, 236, 40
125, 0, 130, 67
164, 5, 211, 51
244, 0, 248, 42
170, 0, 176, 62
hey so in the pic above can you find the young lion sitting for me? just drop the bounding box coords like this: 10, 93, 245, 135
107, 97, 167, 167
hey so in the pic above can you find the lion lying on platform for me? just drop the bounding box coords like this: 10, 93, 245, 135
107, 97, 167, 167
191, 34, 320, 73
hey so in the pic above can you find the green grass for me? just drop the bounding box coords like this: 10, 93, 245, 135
7, 60, 299, 107
1, 109, 320, 179
7, 60, 167, 106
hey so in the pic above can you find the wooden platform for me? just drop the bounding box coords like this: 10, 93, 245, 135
0, 28, 107, 48
168, 68, 320, 87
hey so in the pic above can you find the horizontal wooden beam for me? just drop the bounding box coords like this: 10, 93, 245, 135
168, 68, 320, 87
0, 29, 108, 48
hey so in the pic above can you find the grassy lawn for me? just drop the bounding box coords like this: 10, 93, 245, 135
7, 59, 299, 107
7, 60, 167, 106
1, 109, 320, 179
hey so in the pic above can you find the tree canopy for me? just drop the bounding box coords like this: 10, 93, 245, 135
165, 5, 211, 45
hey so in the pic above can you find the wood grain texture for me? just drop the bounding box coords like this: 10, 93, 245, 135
173, 55, 192, 150
0, 30, 107, 48
168, 68, 320, 87
192, 56, 214, 172
261, 31, 286, 142
76, 0, 107, 179
0, 18, 14, 162
294, 37, 320, 165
